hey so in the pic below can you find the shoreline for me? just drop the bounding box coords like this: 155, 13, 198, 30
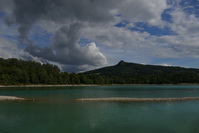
0, 83, 199, 88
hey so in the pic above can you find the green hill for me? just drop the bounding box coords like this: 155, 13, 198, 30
84, 60, 199, 84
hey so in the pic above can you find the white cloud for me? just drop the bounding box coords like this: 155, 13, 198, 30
171, 9, 199, 36
159, 63, 171, 67
83, 25, 150, 48
118, 0, 168, 26
83, 42, 107, 66
0, 37, 29, 59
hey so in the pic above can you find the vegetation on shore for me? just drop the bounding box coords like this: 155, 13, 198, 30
0, 58, 199, 85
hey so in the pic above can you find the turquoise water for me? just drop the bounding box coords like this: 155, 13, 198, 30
0, 85, 199, 133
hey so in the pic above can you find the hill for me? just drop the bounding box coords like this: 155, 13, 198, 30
84, 60, 199, 84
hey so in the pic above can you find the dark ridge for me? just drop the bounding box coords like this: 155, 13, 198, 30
84, 60, 199, 84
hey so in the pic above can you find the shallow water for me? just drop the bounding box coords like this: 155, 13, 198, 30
0, 85, 199, 133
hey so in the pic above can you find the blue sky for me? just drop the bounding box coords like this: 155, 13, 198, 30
0, 0, 199, 72
116, 21, 176, 36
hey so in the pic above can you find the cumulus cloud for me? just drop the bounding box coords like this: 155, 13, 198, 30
11, 0, 117, 42
83, 25, 150, 49
0, 0, 169, 71
1, 0, 115, 71
117, 0, 168, 26
1, 0, 199, 71
26, 23, 107, 67
157, 1, 199, 57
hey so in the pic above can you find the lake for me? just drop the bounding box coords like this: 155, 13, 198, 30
0, 85, 199, 133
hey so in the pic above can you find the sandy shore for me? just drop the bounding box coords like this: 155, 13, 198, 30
0, 96, 26, 101
76, 97, 199, 102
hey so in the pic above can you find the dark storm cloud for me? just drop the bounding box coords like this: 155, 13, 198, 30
5, 0, 120, 68
12, 0, 117, 41
12, 0, 48, 43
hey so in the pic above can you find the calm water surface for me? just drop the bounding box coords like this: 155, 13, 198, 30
0, 85, 199, 133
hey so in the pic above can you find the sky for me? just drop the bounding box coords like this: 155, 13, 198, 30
0, 0, 199, 72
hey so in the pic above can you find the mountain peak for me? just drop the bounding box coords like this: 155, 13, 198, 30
116, 60, 127, 66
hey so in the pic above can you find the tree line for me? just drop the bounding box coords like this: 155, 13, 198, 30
0, 58, 199, 85
0, 58, 107, 85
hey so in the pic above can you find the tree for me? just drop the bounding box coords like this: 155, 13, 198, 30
70, 74, 80, 84
30, 73, 39, 84
0, 74, 11, 84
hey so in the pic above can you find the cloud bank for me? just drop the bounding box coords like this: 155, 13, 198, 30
0, 0, 199, 71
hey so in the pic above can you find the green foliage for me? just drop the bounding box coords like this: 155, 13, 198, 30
0, 58, 65, 85
0, 58, 199, 85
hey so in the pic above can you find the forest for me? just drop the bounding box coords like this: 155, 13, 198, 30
0, 58, 199, 85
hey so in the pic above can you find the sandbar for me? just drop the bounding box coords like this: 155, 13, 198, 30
0, 96, 25, 101
76, 97, 199, 102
